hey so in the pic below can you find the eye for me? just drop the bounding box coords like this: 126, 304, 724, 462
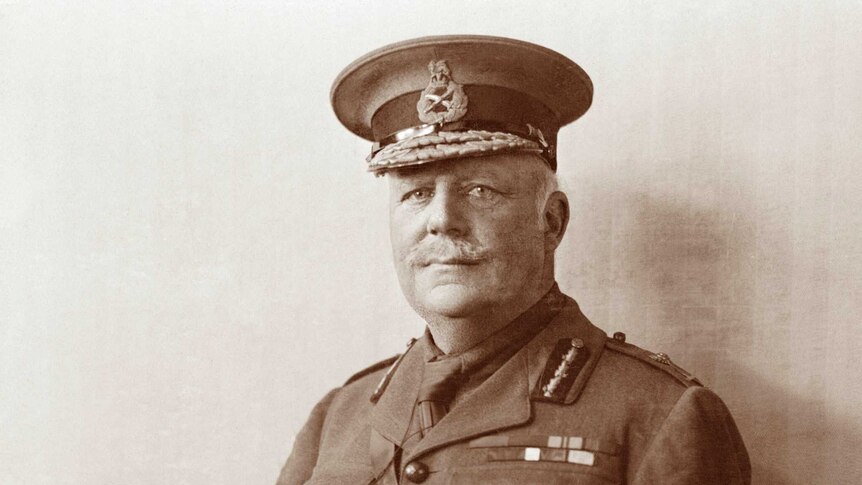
466, 185, 498, 199
402, 188, 434, 203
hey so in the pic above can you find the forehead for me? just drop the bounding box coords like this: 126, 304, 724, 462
387, 153, 545, 186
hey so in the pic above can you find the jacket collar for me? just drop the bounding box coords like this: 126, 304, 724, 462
370, 294, 608, 460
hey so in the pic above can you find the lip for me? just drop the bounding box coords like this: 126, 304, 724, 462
426, 258, 484, 266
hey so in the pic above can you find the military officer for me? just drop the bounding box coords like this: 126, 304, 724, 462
277, 35, 750, 484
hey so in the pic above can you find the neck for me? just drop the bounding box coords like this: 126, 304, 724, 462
425, 277, 556, 354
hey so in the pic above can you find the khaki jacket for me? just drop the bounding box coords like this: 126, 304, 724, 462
278, 295, 750, 484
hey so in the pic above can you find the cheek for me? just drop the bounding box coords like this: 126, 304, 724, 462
488, 211, 542, 249
389, 211, 419, 256
389, 209, 430, 280
483, 215, 545, 271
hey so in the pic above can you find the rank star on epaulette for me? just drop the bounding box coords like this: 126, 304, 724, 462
649, 351, 702, 384
650, 352, 672, 365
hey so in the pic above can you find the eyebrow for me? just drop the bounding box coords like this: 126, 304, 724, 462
390, 175, 433, 191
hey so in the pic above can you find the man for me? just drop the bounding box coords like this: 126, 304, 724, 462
278, 35, 750, 484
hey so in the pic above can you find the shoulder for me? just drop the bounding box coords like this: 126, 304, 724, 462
577, 332, 711, 442
601, 332, 703, 388
297, 355, 400, 427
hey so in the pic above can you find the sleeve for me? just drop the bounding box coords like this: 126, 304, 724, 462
275, 389, 339, 485
631, 386, 751, 485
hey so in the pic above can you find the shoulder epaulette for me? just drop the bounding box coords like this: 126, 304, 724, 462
344, 338, 419, 404
605, 332, 703, 387
344, 355, 400, 386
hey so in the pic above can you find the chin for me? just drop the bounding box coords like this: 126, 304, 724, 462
418, 283, 489, 319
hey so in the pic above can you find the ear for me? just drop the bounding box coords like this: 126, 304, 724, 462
543, 191, 570, 251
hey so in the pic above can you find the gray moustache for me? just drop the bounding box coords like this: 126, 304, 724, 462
405, 240, 488, 267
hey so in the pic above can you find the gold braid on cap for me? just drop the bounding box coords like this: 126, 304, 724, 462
369, 127, 547, 172
369, 122, 551, 169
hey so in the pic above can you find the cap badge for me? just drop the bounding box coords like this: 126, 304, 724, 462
416, 60, 468, 124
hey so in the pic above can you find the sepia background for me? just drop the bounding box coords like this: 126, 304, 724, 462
1, 1, 860, 484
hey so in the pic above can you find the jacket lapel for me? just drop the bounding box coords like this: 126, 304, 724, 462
404, 349, 532, 462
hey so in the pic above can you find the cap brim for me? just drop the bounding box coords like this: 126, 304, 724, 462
332, 35, 593, 142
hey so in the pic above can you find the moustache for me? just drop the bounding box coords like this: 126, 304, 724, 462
404, 239, 488, 267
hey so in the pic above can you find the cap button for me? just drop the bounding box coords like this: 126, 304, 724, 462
404, 461, 429, 483
613, 332, 626, 343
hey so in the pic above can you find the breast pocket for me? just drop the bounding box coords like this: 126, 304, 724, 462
452, 434, 624, 484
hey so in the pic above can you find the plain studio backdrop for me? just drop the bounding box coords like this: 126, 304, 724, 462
1, 1, 860, 484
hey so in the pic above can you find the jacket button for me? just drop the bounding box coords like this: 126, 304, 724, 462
404, 461, 429, 483
613, 331, 626, 343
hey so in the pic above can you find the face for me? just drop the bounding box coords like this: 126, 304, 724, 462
387, 153, 555, 322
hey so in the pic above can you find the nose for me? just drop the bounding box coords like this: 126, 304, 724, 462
426, 190, 467, 237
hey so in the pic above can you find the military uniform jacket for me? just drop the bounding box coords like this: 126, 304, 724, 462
277, 295, 751, 484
